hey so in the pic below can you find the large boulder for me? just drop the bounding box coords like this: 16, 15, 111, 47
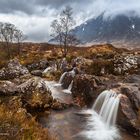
0, 59, 29, 80
18, 77, 66, 112
118, 94, 139, 135
71, 74, 106, 107
17, 77, 53, 111
110, 82, 140, 136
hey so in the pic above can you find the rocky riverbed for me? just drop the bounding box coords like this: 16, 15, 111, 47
0, 44, 140, 140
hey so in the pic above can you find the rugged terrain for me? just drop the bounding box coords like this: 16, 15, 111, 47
0, 43, 140, 139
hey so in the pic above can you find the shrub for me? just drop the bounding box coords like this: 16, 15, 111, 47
0, 97, 55, 140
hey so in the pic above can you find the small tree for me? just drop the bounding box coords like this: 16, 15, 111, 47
14, 29, 26, 57
0, 22, 16, 59
51, 20, 63, 53
0, 22, 25, 59
51, 6, 79, 57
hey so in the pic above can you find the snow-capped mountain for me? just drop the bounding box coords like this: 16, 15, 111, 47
72, 14, 140, 47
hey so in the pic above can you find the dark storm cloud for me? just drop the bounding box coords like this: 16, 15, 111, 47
0, 0, 35, 14
0, 0, 140, 42
0, 0, 82, 15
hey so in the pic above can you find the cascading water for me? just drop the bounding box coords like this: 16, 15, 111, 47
59, 72, 67, 84
93, 90, 120, 127
54, 72, 68, 87
63, 80, 73, 94
79, 90, 121, 140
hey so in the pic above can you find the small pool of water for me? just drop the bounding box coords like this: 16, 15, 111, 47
38, 108, 139, 140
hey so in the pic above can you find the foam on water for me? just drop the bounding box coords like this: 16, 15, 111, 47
79, 90, 121, 140
63, 80, 73, 94
59, 72, 67, 84
80, 110, 121, 140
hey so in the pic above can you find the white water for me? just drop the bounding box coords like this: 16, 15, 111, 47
93, 90, 120, 127
63, 80, 73, 94
80, 90, 121, 140
59, 72, 67, 84
43, 66, 52, 73
53, 72, 68, 87
80, 110, 121, 140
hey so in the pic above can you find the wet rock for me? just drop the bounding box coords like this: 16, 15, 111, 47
110, 82, 140, 136
27, 60, 49, 71
0, 59, 29, 80
71, 74, 106, 107
31, 70, 43, 77
120, 85, 140, 112
0, 81, 19, 96
61, 72, 74, 89
118, 94, 139, 135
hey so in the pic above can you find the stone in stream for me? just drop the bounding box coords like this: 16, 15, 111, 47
72, 74, 106, 107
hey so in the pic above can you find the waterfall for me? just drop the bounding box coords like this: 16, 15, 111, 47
63, 80, 73, 94
93, 90, 120, 126
59, 72, 67, 84
79, 90, 121, 140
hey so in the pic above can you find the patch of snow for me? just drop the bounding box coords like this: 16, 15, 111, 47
84, 22, 87, 25
83, 27, 85, 31
132, 24, 135, 29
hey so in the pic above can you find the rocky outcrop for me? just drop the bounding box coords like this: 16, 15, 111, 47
27, 60, 49, 71
0, 59, 29, 80
114, 54, 139, 75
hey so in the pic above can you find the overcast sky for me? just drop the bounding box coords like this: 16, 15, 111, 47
0, 0, 140, 42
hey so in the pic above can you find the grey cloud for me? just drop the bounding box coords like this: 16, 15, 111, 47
0, 0, 35, 14
0, 0, 140, 42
